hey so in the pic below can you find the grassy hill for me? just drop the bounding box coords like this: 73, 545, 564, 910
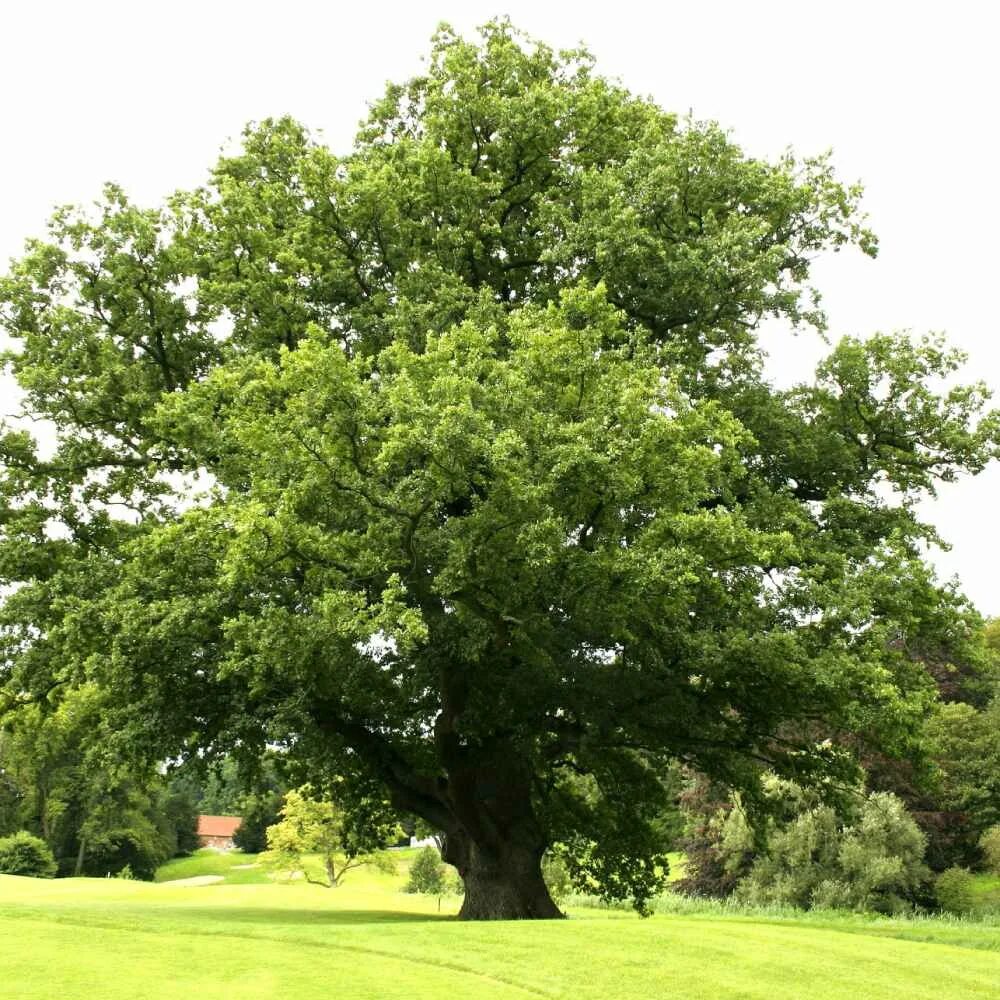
2, 853, 998, 999
154, 848, 272, 885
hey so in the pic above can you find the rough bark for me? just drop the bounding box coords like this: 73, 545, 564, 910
384, 753, 563, 918
439, 751, 564, 920
444, 828, 563, 919
317, 704, 564, 919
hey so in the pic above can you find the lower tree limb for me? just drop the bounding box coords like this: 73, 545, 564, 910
317, 709, 563, 918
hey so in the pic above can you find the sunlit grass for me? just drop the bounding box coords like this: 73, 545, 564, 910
3, 865, 999, 999
970, 872, 1000, 910
155, 849, 269, 884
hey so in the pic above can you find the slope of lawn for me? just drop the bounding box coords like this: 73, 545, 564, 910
970, 872, 1000, 911
2, 864, 999, 1000
154, 846, 426, 887
155, 849, 270, 884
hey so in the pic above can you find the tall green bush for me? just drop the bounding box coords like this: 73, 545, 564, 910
404, 846, 448, 895
735, 791, 929, 913
978, 825, 1000, 875
542, 852, 572, 905
0, 831, 58, 878
233, 792, 283, 854
935, 867, 975, 914
81, 824, 172, 881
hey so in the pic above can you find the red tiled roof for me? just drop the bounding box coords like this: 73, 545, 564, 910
197, 814, 242, 837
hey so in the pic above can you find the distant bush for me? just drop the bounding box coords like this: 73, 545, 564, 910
404, 846, 448, 895
542, 852, 572, 904
234, 792, 283, 854
736, 791, 929, 914
82, 826, 171, 881
162, 791, 201, 856
674, 775, 753, 898
935, 867, 975, 914
0, 831, 58, 878
978, 825, 1000, 875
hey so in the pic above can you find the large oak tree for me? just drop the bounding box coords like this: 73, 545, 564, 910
2, 22, 997, 917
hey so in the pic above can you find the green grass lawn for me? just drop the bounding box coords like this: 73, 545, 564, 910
970, 872, 1000, 911
2, 860, 998, 1000
155, 848, 271, 885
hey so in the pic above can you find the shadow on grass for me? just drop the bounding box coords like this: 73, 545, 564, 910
158, 906, 455, 927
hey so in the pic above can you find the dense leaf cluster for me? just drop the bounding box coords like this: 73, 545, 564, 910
2, 21, 997, 913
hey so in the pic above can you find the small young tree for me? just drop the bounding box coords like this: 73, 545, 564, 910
0, 831, 57, 877
405, 846, 448, 895
261, 785, 397, 887
935, 867, 975, 914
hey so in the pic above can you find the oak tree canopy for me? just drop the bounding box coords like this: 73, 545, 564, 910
2, 21, 996, 918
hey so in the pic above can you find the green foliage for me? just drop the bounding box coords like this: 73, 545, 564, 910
0, 686, 182, 877
978, 826, 1000, 875
2, 19, 999, 916
233, 791, 284, 854
935, 867, 975, 914
161, 791, 200, 857
404, 846, 448, 895
925, 698, 1000, 839
81, 824, 172, 881
199, 758, 252, 816
733, 785, 930, 913
542, 852, 572, 904
168, 757, 248, 817
673, 775, 752, 898
0, 830, 57, 877
857, 616, 1000, 872
261, 785, 398, 887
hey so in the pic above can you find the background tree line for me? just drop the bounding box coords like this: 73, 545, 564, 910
676, 618, 1000, 910
0, 701, 288, 877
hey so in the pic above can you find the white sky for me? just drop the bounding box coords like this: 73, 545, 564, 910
2, 1, 998, 612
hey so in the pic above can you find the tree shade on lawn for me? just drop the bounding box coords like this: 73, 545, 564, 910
0, 875, 998, 999
2, 20, 998, 918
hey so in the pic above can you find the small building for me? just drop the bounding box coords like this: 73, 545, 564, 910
196, 814, 242, 850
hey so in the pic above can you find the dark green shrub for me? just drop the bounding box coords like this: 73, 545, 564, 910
162, 791, 201, 856
0, 831, 58, 878
82, 827, 171, 881
233, 792, 283, 854
542, 852, 572, 904
735, 789, 930, 913
674, 775, 753, 898
404, 846, 447, 894
979, 825, 1000, 876
935, 867, 975, 914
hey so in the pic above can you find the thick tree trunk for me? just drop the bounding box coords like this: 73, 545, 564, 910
430, 742, 564, 920
316, 703, 563, 918
444, 832, 563, 920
